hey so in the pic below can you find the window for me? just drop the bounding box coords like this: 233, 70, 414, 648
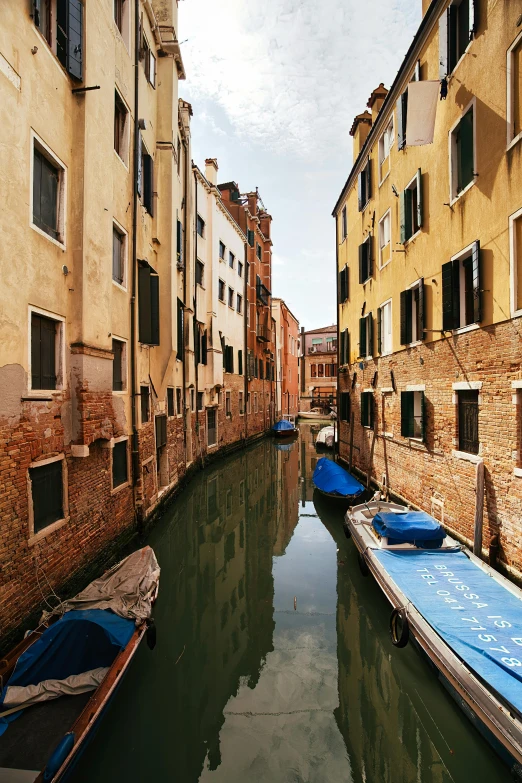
358, 236, 373, 283
196, 328, 207, 366
357, 158, 372, 211
439, 0, 476, 78
30, 457, 64, 533
32, 140, 65, 243
397, 90, 408, 150
379, 210, 391, 268
207, 408, 217, 446
112, 439, 128, 488
237, 294, 242, 313
442, 241, 481, 330
191, 389, 195, 412
339, 328, 349, 366
341, 206, 347, 241
197, 214, 205, 237
139, 140, 154, 215
254, 393, 258, 413
340, 392, 351, 422
450, 105, 475, 200
510, 208, 522, 315
112, 224, 126, 285
238, 350, 243, 375
177, 137, 181, 177
359, 313, 373, 358
155, 415, 167, 487
226, 391, 231, 416
140, 385, 150, 423
318, 364, 324, 377
176, 219, 183, 268
458, 390, 479, 454
247, 393, 251, 414
177, 298, 184, 359
197, 391, 204, 411
256, 243, 262, 260
229, 252, 235, 268
138, 262, 160, 345
400, 280, 425, 344
218, 280, 225, 302
259, 361, 264, 380
311, 364, 317, 378
31, 311, 62, 391
176, 387, 182, 415
238, 261, 244, 277
400, 170, 423, 243
112, 339, 125, 391
338, 266, 348, 303
247, 229, 254, 247
196, 260, 204, 286
401, 391, 425, 440
223, 344, 234, 373
228, 287, 234, 308
167, 387, 175, 417
142, 36, 156, 88
377, 300, 392, 355
33, 0, 83, 81
239, 391, 244, 415
378, 117, 394, 182
219, 241, 226, 261
361, 392, 374, 429
114, 91, 129, 163
114, 0, 125, 33
507, 32, 522, 147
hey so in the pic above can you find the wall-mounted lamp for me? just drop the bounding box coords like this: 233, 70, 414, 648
138, 118, 147, 130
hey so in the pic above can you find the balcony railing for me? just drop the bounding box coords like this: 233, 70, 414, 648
256, 277, 271, 306
256, 324, 271, 342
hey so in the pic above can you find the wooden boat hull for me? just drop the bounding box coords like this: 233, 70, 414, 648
272, 428, 298, 438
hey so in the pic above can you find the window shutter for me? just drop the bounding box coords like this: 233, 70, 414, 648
230, 346, 234, 374
345, 329, 350, 365
472, 240, 481, 323
176, 219, 183, 266
416, 168, 423, 228
138, 264, 152, 344
396, 96, 405, 151
459, 109, 474, 193
377, 307, 382, 354
439, 10, 449, 79
369, 394, 374, 428
367, 236, 373, 278
360, 393, 367, 426
414, 59, 421, 82
442, 260, 455, 331
202, 331, 208, 365
146, 155, 154, 215
418, 278, 426, 336
339, 330, 345, 365
365, 159, 372, 202
177, 298, 184, 359
368, 313, 374, 356
359, 317, 366, 358
33, 0, 41, 26
238, 348, 242, 375
469, 0, 477, 39
400, 289, 412, 345
401, 391, 414, 438
399, 190, 406, 244
137, 131, 143, 198
420, 391, 426, 442
359, 243, 364, 284
66, 0, 83, 81
31, 315, 41, 389
357, 172, 363, 211
150, 273, 159, 345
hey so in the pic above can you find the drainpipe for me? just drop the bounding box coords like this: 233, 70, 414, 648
130, 0, 140, 488
243, 244, 249, 442
273, 313, 278, 418
335, 213, 340, 459
181, 138, 190, 456
193, 168, 199, 461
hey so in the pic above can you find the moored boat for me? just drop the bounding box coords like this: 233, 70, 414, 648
298, 409, 334, 420
0, 546, 160, 782
315, 425, 336, 449
312, 457, 365, 504
345, 500, 522, 778
272, 415, 297, 437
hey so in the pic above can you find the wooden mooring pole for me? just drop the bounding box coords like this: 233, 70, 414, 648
367, 427, 377, 489
473, 459, 485, 558
348, 412, 355, 471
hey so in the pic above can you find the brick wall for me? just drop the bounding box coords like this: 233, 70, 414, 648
339, 320, 522, 572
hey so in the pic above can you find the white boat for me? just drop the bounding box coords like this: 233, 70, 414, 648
315, 425, 336, 449
345, 500, 522, 777
298, 408, 334, 420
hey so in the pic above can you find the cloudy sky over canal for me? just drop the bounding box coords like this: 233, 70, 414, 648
179, 0, 421, 330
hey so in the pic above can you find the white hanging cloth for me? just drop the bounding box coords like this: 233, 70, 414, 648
406, 80, 440, 146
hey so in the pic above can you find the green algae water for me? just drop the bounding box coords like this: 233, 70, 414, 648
70, 423, 511, 783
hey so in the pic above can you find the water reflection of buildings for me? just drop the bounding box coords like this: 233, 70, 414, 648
299, 421, 329, 504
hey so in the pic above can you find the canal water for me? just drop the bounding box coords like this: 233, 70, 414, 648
71, 423, 512, 783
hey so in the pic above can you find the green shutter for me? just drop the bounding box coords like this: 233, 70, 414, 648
400, 289, 412, 345
358, 172, 363, 211
138, 264, 151, 344
361, 393, 367, 426
401, 391, 414, 438
367, 236, 373, 278
367, 313, 374, 357
366, 159, 372, 202
368, 394, 374, 429
359, 243, 364, 283
458, 108, 474, 193
439, 10, 449, 79
359, 317, 366, 358
137, 131, 143, 198
420, 391, 426, 442
418, 278, 426, 337
377, 307, 382, 354
399, 190, 406, 244
150, 273, 159, 345
472, 240, 481, 323
442, 261, 454, 331
416, 168, 423, 228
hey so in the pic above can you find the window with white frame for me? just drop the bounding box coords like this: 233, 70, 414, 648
450, 103, 475, 201
142, 35, 156, 88
229, 251, 235, 269
439, 0, 476, 78
507, 31, 522, 148
112, 437, 129, 488
29, 454, 67, 535
207, 408, 217, 446
218, 279, 225, 302
378, 210, 391, 268
510, 207, 522, 316
237, 293, 242, 313
401, 391, 425, 440
32, 136, 66, 245
112, 223, 126, 286
358, 312, 373, 358
400, 170, 423, 243
114, 90, 130, 164
442, 241, 481, 331
219, 241, 226, 261
254, 393, 258, 413
228, 287, 234, 308
30, 308, 64, 391
378, 116, 394, 183
400, 279, 425, 345
377, 300, 392, 355
226, 391, 231, 416
112, 338, 126, 391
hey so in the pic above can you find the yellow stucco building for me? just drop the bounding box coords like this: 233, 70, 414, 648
334, 0, 522, 572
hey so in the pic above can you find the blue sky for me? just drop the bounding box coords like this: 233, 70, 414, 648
179, 0, 421, 331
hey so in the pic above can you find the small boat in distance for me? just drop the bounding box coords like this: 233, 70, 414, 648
312, 457, 365, 503
0, 547, 160, 782
346, 500, 522, 777
298, 408, 334, 420
316, 425, 336, 449
272, 415, 298, 437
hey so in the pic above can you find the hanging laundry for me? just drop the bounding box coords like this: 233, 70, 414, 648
406, 80, 440, 146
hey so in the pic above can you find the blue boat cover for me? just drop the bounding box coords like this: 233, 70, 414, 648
273, 420, 295, 432
373, 511, 446, 547
313, 457, 364, 498
374, 550, 522, 713
0, 610, 135, 734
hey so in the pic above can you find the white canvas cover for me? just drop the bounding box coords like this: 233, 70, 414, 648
3, 668, 109, 710
406, 80, 439, 146
41, 546, 160, 624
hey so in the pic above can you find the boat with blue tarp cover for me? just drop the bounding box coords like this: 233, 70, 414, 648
272, 415, 297, 437
312, 457, 365, 503
0, 547, 159, 782
346, 499, 522, 778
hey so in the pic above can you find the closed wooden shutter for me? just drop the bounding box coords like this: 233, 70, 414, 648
344, 329, 350, 365
143, 154, 154, 215
397, 92, 407, 150
367, 236, 373, 278
202, 331, 208, 366
471, 240, 481, 323
137, 132, 143, 198
359, 317, 366, 358
359, 243, 364, 284
365, 159, 372, 203
155, 414, 167, 449
367, 313, 374, 356
416, 169, 423, 228
357, 171, 363, 211
66, 0, 83, 81
442, 261, 455, 331
238, 348, 242, 375
401, 391, 414, 438
30, 460, 63, 533
420, 391, 426, 442
138, 264, 151, 344
150, 273, 160, 345
31, 313, 57, 390
418, 278, 426, 336
177, 298, 184, 359
439, 10, 449, 79
177, 220, 183, 266
399, 189, 406, 244
377, 307, 382, 354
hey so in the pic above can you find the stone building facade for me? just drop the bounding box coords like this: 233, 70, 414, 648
272, 298, 300, 418
333, 1, 522, 574
299, 326, 337, 413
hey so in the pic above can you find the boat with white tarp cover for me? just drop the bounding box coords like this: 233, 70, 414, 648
0, 546, 160, 783
345, 499, 522, 778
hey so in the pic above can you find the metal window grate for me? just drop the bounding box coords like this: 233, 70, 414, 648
458, 390, 479, 454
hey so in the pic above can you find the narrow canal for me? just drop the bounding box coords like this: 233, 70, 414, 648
71, 423, 512, 783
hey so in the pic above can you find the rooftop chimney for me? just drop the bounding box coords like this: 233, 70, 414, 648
367, 83, 388, 123
349, 111, 372, 163
205, 158, 218, 186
